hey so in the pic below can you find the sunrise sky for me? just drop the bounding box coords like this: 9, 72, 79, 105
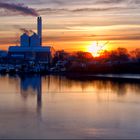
0, 0, 140, 52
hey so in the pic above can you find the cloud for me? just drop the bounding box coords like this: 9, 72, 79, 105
41, 34, 140, 42
37, 2, 139, 15
0, 33, 140, 49
0, 37, 17, 45
28, 0, 140, 7
95, 0, 125, 4
38, 6, 138, 16
95, 0, 140, 5
90, 34, 140, 41
0, 2, 38, 16
0, 0, 139, 17
72, 7, 128, 12
19, 28, 35, 35
5, 0, 67, 6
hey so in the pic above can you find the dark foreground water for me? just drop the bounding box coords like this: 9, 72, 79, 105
0, 74, 140, 139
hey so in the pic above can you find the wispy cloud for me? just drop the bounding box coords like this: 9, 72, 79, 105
90, 34, 140, 41
95, 0, 125, 4
0, 33, 140, 50
38, 6, 136, 15
0, 2, 38, 16
43, 34, 140, 42
0, 37, 17, 45
94, 0, 140, 5
0, 0, 139, 17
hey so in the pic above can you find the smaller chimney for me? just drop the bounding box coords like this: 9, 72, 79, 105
37, 17, 42, 46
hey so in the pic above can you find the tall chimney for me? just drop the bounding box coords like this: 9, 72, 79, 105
37, 16, 42, 46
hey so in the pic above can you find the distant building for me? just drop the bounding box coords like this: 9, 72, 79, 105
0, 50, 8, 58
8, 17, 55, 63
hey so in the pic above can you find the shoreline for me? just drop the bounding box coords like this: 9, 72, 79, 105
1, 72, 140, 82
65, 73, 140, 82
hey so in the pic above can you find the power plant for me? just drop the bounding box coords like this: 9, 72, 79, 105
8, 17, 55, 63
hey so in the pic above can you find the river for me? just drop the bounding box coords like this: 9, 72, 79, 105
0, 74, 140, 139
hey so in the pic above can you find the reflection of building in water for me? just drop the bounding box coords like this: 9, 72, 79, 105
20, 74, 42, 114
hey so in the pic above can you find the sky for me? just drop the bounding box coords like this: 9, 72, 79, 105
0, 0, 140, 52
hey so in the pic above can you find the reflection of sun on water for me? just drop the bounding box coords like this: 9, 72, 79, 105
87, 41, 109, 57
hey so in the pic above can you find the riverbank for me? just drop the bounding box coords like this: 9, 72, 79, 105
1, 72, 140, 83
65, 73, 140, 82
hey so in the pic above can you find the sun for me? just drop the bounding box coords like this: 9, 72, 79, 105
87, 42, 102, 57
87, 41, 108, 57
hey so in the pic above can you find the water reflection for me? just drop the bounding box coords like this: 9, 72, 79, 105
20, 74, 42, 115
1, 74, 140, 138
41, 75, 140, 96
8, 74, 140, 100
2, 74, 140, 99
17, 74, 140, 109
5, 74, 140, 115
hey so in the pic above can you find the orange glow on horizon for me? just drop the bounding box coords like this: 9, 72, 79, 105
0, 40, 140, 54
86, 41, 110, 57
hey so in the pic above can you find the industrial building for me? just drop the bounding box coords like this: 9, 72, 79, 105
8, 17, 55, 63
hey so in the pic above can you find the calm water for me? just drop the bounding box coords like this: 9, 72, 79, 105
0, 74, 140, 139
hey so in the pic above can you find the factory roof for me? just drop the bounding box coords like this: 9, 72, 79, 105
9, 46, 52, 52
22, 33, 29, 37
30, 33, 38, 38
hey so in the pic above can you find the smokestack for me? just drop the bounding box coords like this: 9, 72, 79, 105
37, 16, 42, 46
